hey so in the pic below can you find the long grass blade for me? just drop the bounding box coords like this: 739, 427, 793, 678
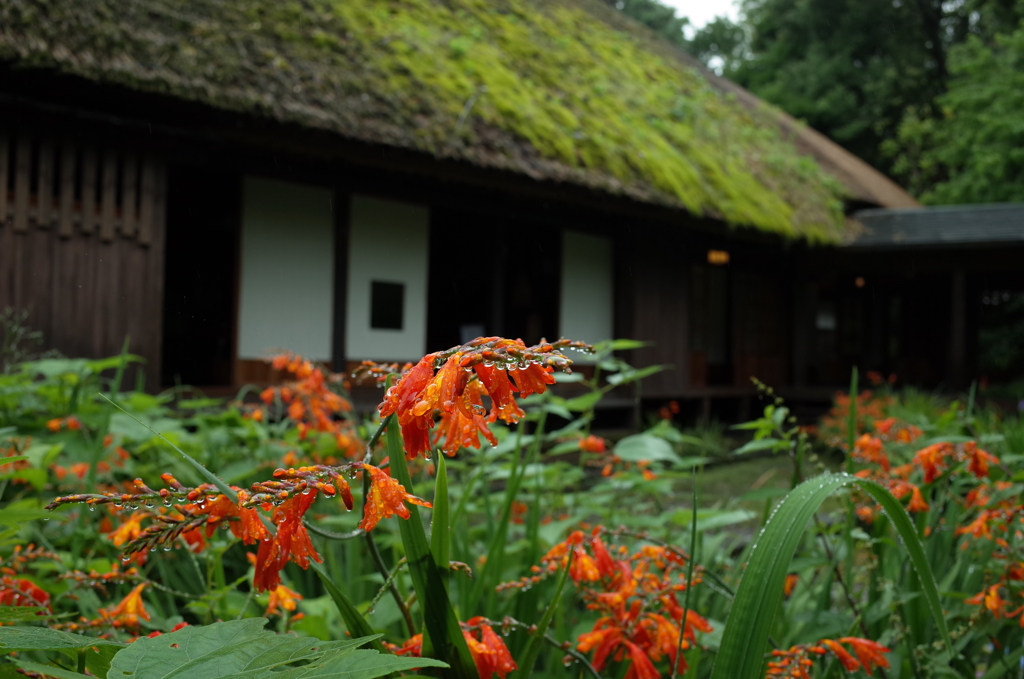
308, 560, 383, 651
431, 451, 451, 591
386, 417, 477, 678
710, 472, 952, 679
513, 552, 572, 679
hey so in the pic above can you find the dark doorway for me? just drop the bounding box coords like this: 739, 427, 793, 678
161, 166, 240, 387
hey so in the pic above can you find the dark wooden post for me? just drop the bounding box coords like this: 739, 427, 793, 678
948, 268, 966, 388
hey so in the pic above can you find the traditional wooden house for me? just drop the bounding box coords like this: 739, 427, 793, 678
0, 0, 922, 413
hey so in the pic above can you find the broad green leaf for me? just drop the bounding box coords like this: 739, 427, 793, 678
0, 508, 55, 525
0, 606, 65, 622
0, 456, 28, 465
265, 648, 447, 678
107, 619, 375, 679
710, 473, 952, 679
614, 434, 680, 463
514, 553, 572, 679
386, 417, 477, 678
561, 392, 603, 412
12, 661, 91, 679
606, 339, 649, 351
0, 626, 124, 651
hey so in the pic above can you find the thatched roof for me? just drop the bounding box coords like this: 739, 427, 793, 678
0, 0, 916, 242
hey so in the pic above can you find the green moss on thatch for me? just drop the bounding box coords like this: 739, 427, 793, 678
0, 0, 847, 240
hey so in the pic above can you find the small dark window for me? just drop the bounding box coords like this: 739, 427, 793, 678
371, 281, 405, 330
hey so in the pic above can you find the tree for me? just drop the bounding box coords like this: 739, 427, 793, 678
888, 24, 1024, 203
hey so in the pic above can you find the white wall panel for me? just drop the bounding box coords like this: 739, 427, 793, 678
237, 177, 334, 360
345, 195, 429, 361
560, 231, 613, 349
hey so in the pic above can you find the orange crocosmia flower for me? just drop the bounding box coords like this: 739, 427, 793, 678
906, 484, 930, 512
0, 577, 51, 608
46, 418, 62, 432
577, 622, 624, 672
913, 442, 952, 484
623, 640, 660, 679
388, 633, 424, 656
358, 464, 432, 532
464, 617, 517, 679
201, 493, 268, 544
432, 379, 498, 457
65, 416, 82, 431
855, 505, 875, 523
265, 583, 303, 617
967, 584, 1009, 618
853, 434, 889, 472
253, 491, 321, 593
784, 573, 799, 597
100, 582, 150, 628
570, 547, 601, 583
820, 639, 860, 672
380, 353, 438, 459
68, 462, 90, 480
108, 511, 147, 548
838, 637, 890, 674
964, 442, 1000, 478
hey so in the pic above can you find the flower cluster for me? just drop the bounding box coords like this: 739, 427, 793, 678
251, 353, 361, 459
0, 576, 50, 610
45, 416, 82, 432
850, 418, 1000, 522
767, 637, 890, 678
379, 337, 592, 459
502, 527, 709, 678
388, 617, 517, 679
818, 390, 894, 448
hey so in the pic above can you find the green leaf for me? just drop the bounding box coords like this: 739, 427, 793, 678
308, 562, 382, 650
263, 648, 447, 678
386, 417, 477, 678
605, 364, 666, 386
430, 452, 451, 591
614, 434, 681, 463
513, 553, 572, 679
709, 473, 952, 679
107, 619, 378, 679
669, 509, 757, 532
561, 392, 603, 412
0, 606, 65, 622
733, 438, 783, 455
605, 339, 649, 351
0, 626, 124, 651
981, 645, 1024, 679
12, 660, 92, 679
0, 508, 54, 526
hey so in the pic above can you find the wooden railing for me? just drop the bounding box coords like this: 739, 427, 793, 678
0, 130, 165, 246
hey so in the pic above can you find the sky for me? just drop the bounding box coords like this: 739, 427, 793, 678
660, 0, 741, 33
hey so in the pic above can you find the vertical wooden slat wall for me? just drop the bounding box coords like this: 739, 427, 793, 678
0, 129, 167, 389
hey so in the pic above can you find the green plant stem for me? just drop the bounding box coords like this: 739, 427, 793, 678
363, 520, 416, 637
671, 463, 701, 679
813, 520, 881, 654
303, 520, 363, 540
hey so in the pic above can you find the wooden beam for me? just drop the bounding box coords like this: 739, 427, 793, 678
0, 131, 8, 226
99, 152, 117, 241
121, 153, 137, 238
36, 139, 54, 227
138, 156, 158, 246
80, 147, 97, 234
12, 136, 30, 233
57, 145, 76, 238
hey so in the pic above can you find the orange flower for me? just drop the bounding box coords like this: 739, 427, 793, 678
912, 442, 952, 484
784, 574, 799, 597
853, 434, 889, 472
265, 583, 303, 617
579, 435, 606, 454
46, 418, 62, 432
432, 379, 498, 457
99, 583, 150, 628
906, 484, 930, 512
838, 637, 890, 674
108, 511, 147, 548
964, 442, 999, 478
0, 577, 50, 609
820, 639, 859, 672
464, 617, 517, 679
69, 462, 90, 479
200, 492, 269, 544
65, 416, 82, 431
359, 464, 432, 531
379, 338, 587, 459
254, 491, 321, 592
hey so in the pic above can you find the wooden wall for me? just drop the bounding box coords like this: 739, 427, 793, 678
625, 228, 690, 398
0, 129, 167, 388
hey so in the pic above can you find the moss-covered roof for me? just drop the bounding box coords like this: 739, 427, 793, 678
2, 0, 857, 240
